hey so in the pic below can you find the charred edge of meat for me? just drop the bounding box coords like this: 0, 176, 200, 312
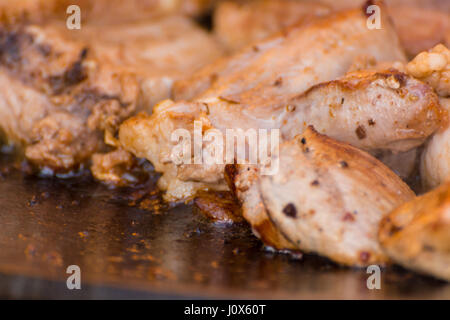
259, 188, 298, 248
0, 29, 135, 173
386, 69, 408, 87
282, 203, 297, 218
0, 27, 131, 111
193, 191, 244, 224
294, 70, 409, 100
195, 11, 214, 31
49, 48, 89, 94
0, 28, 32, 66
381, 216, 404, 237
75, 89, 130, 112
289, 70, 448, 130
224, 164, 238, 196
0, 27, 89, 94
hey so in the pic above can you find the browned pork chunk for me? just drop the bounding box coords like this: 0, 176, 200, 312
120, 69, 444, 201
230, 127, 415, 266
0, 15, 222, 173
119, 5, 428, 200
174, 3, 406, 101
379, 181, 450, 281
225, 164, 296, 250
406, 44, 450, 98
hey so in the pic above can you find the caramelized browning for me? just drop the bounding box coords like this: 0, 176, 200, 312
407, 44, 450, 97
0, 16, 222, 173
379, 181, 450, 281
194, 191, 244, 223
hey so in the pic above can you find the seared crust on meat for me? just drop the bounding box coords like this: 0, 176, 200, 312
226, 164, 296, 250
0, 0, 218, 24
120, 69, 444, 201
174, 3, 406, 101
120, 4, 431, 201
421, 98, 450, 189
0, 23, 139, 171
282, 69, 445, 152
194, 190, 244, 223
379, 181, 450, 281
119, 102, 230, 201
91, 148, 136, 186
213, 0, 449, 58
0, 16, 222, 173
257, 127, 415, 266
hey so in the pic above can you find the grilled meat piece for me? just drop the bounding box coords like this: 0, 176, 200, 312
339, 1, 450, 57
379, 181, 450, 281
91, 148, 136, 186
194, 190, 244, 223
119, 102, 231, 201
213, 0, 331, 52
406, 44, 450, 97
120, 69, 443, 201
278, 70, 443, 153
119, 5, 419, 201
312, 0, 450, 11
410, 45, 450, 189
69, 0, 219, 23
226, 163, 296, 250
421, 98, 450, 189
0, 16, 222, 172
173, 4, 406, 101
59, 17, 223, 107
231, 127, 415, 266
0, 26, 136, 171
212, 0, 449, 57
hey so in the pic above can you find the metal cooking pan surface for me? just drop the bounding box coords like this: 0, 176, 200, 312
0, 154, 449, 299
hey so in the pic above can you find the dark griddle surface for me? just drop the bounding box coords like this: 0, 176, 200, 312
0, 155, 449, 299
